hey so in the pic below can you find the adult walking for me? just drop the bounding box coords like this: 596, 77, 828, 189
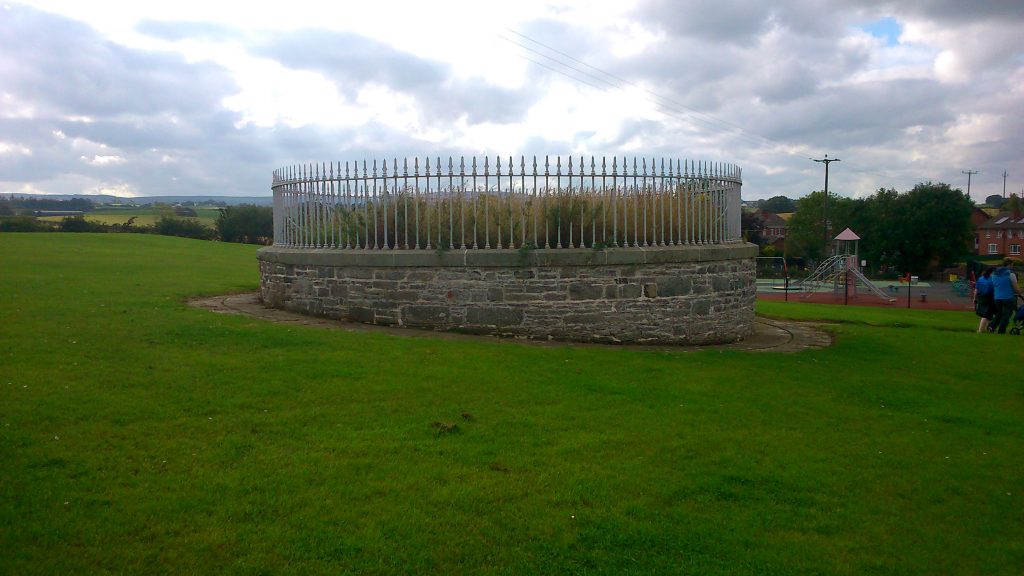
974, 267, 995, 333
990, 258, 1021, 334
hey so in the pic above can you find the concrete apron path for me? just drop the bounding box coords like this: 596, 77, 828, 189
189, 293, 832, 354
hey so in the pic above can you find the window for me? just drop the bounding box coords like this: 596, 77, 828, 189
989, 243, 998, 254
1013, 245, 1021, 255
998, 231, 1003, 239
986, 231, 991, 238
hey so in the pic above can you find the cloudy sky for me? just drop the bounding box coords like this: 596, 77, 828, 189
1, 0, 1021, 201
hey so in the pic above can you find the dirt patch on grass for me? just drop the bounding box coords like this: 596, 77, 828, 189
188, 293, 831, 353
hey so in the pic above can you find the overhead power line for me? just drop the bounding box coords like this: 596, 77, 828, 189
496, 29, 782, 151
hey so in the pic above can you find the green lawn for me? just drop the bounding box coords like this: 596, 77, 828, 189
1, 233, 1021, 575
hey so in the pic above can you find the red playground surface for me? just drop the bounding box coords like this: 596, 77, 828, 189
757, 289, 971, 311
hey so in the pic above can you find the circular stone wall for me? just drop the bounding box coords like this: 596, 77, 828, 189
257, 244, 757, 345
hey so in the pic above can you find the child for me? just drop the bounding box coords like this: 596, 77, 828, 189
974, 267, 995, 333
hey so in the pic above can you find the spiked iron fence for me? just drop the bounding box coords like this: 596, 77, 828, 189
271, 156, 742, 250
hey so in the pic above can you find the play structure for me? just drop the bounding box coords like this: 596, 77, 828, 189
795, 228, 894, 302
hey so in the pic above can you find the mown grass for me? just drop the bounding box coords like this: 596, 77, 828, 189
1, 233, 1021, 575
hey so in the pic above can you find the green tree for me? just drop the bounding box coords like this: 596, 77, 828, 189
760, 195, 797, 213
216, 205, 273, 244
848, 188, 901, 271
986, 194, 1005, 208
741, 211, 763, 245
786, 191, 855, 261
1004, 193, 1022, 214
154, 216, 215, 240
891, 182, 973, 274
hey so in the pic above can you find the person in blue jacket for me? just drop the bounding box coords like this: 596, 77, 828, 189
990, 258, 1022, 334
974, 267, 995, 333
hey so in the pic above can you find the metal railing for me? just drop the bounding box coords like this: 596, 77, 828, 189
271, 156, 742, 250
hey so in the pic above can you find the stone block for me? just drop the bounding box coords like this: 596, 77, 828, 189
691, 300, 711, 316
568, 282, 605, 301
375, 269, 407, 281
347, 306, 376, 324
564, 312, 607, 325
620, 284, 642, 299
658, 276, 693, 297
401, 305, 450, 327
466, 307, 525, 327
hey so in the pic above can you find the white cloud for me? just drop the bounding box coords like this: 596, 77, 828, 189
1, 0, 1021, 202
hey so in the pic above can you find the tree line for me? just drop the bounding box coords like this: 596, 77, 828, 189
0, 203, 273, 246
753, 182, 975, 275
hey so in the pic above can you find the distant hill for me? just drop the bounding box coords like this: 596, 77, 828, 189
0, 193, 272, 206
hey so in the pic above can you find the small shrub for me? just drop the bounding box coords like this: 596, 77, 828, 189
154, 216, 215, 240
0, 216, 54, 232
59, 216, 109, 233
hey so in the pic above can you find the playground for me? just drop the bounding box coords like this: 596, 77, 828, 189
756, 278, 973, 310
757, 228, 974, 311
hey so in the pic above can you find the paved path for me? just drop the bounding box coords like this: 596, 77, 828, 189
189, 293, 831, 354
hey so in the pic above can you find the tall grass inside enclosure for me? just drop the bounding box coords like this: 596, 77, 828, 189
271, 157, 741, 250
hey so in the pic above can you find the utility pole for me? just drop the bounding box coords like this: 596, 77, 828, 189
962, 169, 978, 200
812, 155, 840, 253
1003, 170, 1008, 199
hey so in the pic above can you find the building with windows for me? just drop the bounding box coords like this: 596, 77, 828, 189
757, 211, 789, 253
976, 212, 1024, 258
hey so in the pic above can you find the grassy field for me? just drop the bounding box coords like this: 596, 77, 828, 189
1, 233, 1021, 575
37, 207, 221, 227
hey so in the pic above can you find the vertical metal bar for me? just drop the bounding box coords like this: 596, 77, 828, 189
403, 159, 409, 248
491, 156, 499, 247
314, 163, 320, 248
392, 158, 399, 249
470, 156, 477, 249
509, 156, 515, 249
436, 157, 443, 249
413, 158, 420, 249
462, 155, 466, 248
567, 156, 573, 248
424, 157, 432, 249
641, 158, 648, 247
542, 156, 549, 249
530, 156, 537, 248
448, 157, 454, 249
579, 155, 585, 248
298, 164, 305, 248
611, 157, 618, 247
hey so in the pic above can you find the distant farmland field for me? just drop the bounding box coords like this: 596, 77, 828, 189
37, 206, 220, 227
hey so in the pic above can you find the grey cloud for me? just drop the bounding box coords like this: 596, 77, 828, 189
747, 79, 952, 146
0, 6, 239, 118
884, 0, 1024, 24
256, 29, 446, 94
256, 28, 540, 126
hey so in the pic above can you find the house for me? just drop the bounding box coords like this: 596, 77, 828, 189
976, 212, 1024, 258
758, 211, 788, 253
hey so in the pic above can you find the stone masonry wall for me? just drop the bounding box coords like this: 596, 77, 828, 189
257, 246, 757, 345
260, 243, 761, 342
